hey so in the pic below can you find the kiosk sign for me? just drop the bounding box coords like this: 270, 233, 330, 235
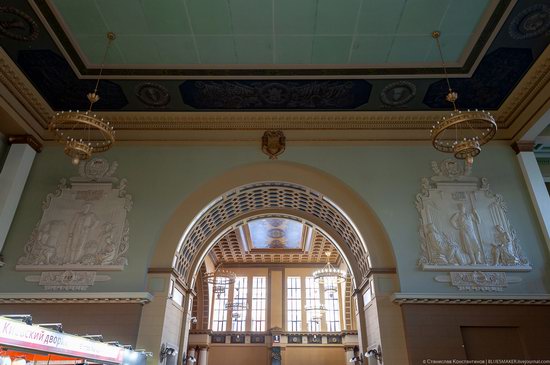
0, 317, 124, 363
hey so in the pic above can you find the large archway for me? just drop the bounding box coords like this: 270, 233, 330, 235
150, 161, 397, 278
144, 161, 403, 364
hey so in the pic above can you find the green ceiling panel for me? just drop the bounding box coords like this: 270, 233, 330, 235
425, 34, 472, 63
275, 0, 317, 35
388, 35, 433, 63
116, 35, 161, 64
230, 0, 272, 34
275, 36, 313, 64
350, 36, 393, 64
312, 36, 352, 64
186, 0, 233, 35
357, 0, 406, 35
54, 0, 106, 36
396, 0, 451, 35
142, 0, 192, 35
441, 0, 491, 35
156, 36, 198, 64
315, 0, 362, 35
234, 36, 273, 64
51, 0, 494, 66
95, 0, 149, 35
75, 34, 126, 64
196, 36, 237, 63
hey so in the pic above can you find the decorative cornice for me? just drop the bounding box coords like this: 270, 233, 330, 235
8, 134, 42, 152
1, 45, 549, 142
512, 140, 536, 154
392, 293, 550, 305
365, 268, 397, 277
0, 48, 52, 130
0, 292, 153, 304
498, 45, 550, 128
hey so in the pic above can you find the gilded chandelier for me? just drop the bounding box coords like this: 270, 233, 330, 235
203, 264, 236, 298
312, 252, 346, 286
430, 31, 497, 165
49, 32, 116, 165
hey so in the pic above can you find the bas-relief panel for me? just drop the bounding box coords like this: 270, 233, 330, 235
416, 159, 531, 292
17, 158, 132, 291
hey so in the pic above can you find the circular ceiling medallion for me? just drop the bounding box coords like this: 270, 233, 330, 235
509, 4, 550, 40
0, 7, 39, 42
259, 83, 291, 105
268, 228, 285, 239
135, 82, 171, 107
379, 81, 416, 106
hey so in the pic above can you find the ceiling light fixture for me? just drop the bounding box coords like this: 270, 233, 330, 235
225, 288, 249, 311
204, 264, 236, 298
49, 32, 116, 165
313, 252, 346, 286
430, 31, 497, 165
305, 303, 327, 317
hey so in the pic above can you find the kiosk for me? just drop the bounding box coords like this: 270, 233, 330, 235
0, 316, 147, 365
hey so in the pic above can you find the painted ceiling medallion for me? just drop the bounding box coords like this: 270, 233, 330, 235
248, 217, 303, 249
135, 82, 171, 108
508, 4, 550, 40
379, 81, 416, 107
262, 130, 286, 160
429, 31, 496, 165
49, 32, 116, 165
0, 6, 39, 42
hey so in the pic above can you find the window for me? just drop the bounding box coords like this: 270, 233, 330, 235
231, 276, 248, 331
212, 278, 229, 331
305, 277, 321, 332
251, 276, 267, 332
324, 277, 341, 332
287, 276, 302, 332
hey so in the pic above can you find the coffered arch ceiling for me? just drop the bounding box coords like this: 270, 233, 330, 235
208, 217, 342, 266
0, 0, 549, 142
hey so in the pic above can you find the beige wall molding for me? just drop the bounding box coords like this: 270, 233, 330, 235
512, 140, 536, 153
392, 293, 550, 305
0, 292, 153, 304
8, 134, 42, 152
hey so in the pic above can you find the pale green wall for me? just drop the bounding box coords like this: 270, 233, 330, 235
2, 143, 549, 294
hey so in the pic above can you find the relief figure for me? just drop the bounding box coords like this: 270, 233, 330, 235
65, 203, 99, 263
491, 225, 521, 266
450, 203, 484, 264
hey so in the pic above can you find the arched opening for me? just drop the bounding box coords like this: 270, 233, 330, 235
142, 161, 404, 364
188, 213, 359, 365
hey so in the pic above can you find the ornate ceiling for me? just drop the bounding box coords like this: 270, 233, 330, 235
0, 0, 549, 142
209, 227, 340, 266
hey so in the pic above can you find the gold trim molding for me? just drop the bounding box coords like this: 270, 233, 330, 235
392, 293, 550, 305
0, 292, 153, 304
1, 46, 549, 142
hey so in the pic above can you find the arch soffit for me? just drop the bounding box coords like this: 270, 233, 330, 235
151, 161, 396, 285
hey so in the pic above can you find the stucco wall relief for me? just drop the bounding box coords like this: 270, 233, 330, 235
17, 158, 131, 290
416, 159, 531, 292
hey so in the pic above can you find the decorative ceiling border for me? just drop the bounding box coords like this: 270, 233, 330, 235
1, 45, 549, 141
498, 45, 550, 129
0, 292, 153, 304
392, 293, 550, 305
34, 0, 510, 78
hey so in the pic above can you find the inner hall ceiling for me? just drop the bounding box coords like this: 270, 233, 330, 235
0, 0, 549, 143
209, 222, 341, 266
